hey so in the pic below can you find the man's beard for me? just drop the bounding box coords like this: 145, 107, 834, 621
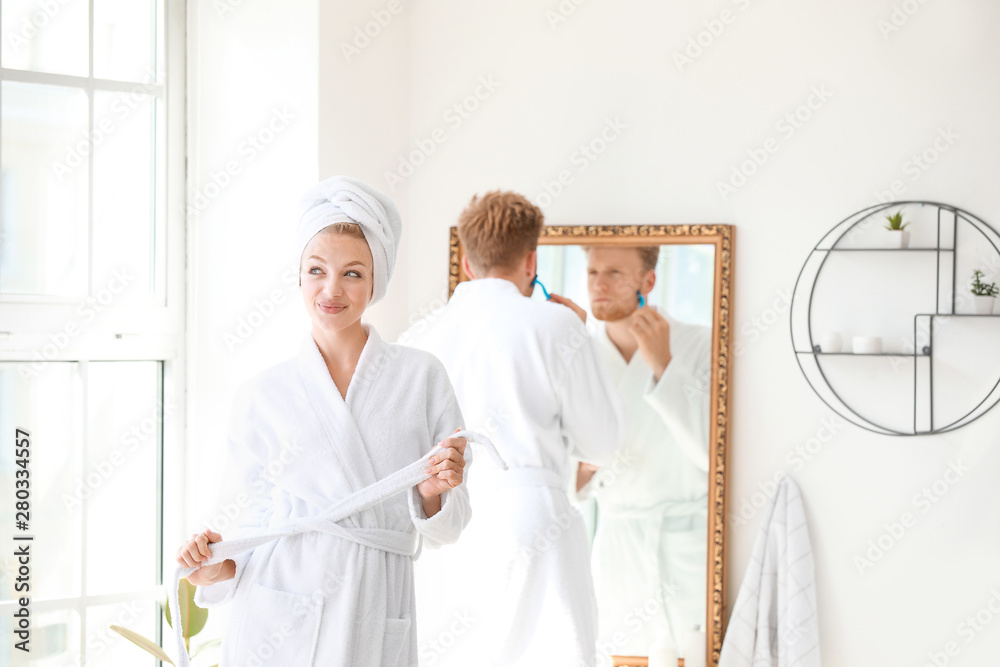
592, 300, 637, 322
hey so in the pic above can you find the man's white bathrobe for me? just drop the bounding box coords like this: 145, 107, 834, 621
401, 278, 625, 666
584, 310, 711, 656
194, 324, 470, 667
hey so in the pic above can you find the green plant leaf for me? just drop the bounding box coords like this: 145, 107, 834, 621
192, 637, 223, 658
165, 578, 209, 639
109, 625, 176, 665
884, 209, 908, 230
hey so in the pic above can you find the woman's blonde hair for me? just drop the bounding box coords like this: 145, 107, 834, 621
322, 222, 366, 241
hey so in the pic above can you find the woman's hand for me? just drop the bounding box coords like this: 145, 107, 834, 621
176, 528, 235, 585
417, 429, 467, 517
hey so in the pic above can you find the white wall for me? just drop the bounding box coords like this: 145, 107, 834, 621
186, 1, 1000, 664
315, 1, 1000, 665
185, 0, 318, 641
317, 0, 413, 328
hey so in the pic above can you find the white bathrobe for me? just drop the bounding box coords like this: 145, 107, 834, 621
400, 278, 625, 666
584, 310, 711, 656
193, 324, 470, 667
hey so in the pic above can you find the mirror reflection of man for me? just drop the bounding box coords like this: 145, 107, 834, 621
578, 245, 711, 657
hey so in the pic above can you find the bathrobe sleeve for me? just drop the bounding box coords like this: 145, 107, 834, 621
555, 324, 626, 468
408, 362, 472, 550
642, 325, 712, 472
194, 382, 275, 607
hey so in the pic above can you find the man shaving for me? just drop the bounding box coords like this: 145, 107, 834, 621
402, 191, 624, 666
580, 245, 712, 656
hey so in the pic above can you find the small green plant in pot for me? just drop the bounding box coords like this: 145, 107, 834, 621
883, 209, 911, 248
110, 579, 220, 666
971, 269, 999, 315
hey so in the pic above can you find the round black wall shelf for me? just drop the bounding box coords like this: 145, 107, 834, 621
790, 200, 1000, 435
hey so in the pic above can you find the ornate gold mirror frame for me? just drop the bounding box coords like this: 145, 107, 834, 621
448, 224, 734, 666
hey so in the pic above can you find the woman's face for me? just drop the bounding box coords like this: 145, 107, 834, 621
299, 230, 374, 333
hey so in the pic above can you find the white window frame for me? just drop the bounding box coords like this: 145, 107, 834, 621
0, 0, 186, 662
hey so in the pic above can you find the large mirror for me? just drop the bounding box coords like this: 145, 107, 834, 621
448, 224, 734, 666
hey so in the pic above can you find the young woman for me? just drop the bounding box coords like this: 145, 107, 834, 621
175, 176, 471, 666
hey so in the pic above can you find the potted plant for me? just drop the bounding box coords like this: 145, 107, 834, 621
883, 209, 911, 248
110, 579, 220, 666
971, 269, 999, 315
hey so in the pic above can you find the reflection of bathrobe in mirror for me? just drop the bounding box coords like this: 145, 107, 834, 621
583, 310, 711, 656
400, 278, 625, 666
193, 325, 470, 667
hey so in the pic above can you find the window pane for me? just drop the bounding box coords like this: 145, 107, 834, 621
92, 91, 155, 303
94, 0, 156, 82
1, 0, 89, 76
0, 362, 83, 602
1, 82, 89, 297
87, 601, 158, 665
1, 607, 79, 665
85, 361, 160, 595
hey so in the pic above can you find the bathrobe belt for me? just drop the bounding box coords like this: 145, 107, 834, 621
168, 429, 506, 667
474, 465, 565, 489
598, 497, 708, 520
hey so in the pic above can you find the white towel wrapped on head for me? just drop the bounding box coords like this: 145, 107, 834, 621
297, 175, 402, 304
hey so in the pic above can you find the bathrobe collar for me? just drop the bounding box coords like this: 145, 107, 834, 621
295, 323, 388, 513
593, 306, 678, 380
451, 277, 524, 302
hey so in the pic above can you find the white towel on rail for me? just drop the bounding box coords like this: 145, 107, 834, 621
718, 474, 820, 667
